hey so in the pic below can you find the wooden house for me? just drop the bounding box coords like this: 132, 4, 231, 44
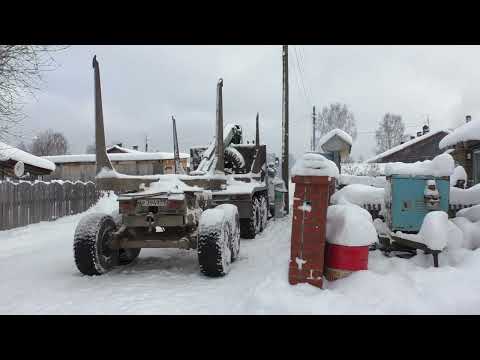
0, 142, 55, 180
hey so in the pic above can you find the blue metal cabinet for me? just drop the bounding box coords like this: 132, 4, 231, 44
386, 175, 449, 233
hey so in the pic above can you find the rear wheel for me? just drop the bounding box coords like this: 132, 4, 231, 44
259, 196, 268, 232
240, 199, 259, 239
73, 213, 119, 276
198, 208, 232, 277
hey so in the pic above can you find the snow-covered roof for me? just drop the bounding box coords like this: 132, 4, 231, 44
439, 120, 480, 149
0, 142, 56, 172
317, 129, 353, 150
384, 153, 454, 177
367, 129, 450, 163
106, 144, 143, 153
44, 152, 189, 164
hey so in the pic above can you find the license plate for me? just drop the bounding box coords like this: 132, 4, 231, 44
138, 199, 166, 207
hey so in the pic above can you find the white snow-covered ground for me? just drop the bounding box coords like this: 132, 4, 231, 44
1, 193, 480, 314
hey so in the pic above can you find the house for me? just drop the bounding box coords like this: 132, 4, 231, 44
0, 142, 55, 180
43, 144, 189, 182
439, 115, 480, 187
367, 125, 450, 164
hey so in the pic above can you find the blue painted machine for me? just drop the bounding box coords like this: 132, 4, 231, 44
385, 175, 450, 233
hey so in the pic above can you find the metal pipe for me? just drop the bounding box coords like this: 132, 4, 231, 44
215, 78, 224, 174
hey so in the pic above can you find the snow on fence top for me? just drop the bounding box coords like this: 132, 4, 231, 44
0, 142, 56, 171
317, 129, 352, 149
450, 184, 480, 205
291, 153, 339, 178
367, 129, 449, 163
439, 120, 480, 149
384, 153, 454, 177
44, 152, 189, 164
331, 184, 385, 207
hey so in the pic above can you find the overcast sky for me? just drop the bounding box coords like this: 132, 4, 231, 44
15, 45, 480, 161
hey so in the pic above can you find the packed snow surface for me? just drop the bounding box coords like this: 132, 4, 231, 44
331, 184, 385, 207
0, 141, 55, 171
439, 120, 480, 149
456, 204, 480, 223
384, 153, 454, 177
317, 129, 353, 149
291, 153, 339, 178
326, 204, 377, 246
2, 191, 480, 314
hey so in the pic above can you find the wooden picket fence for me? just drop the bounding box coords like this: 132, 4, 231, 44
0, 180, 101, 231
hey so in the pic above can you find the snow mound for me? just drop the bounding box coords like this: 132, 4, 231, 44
326, 204, 378, 246
456, 204, 480, 223
439, 119, 480, 149
317, 129, 353, 149
450, 166, 467, 188
450, 184, 480, 205
291, 153, 339, 178
339, 174, 387, 188
331, 184, 385, 207
450, 216, 480, 250
384, 153, 454, 177
417, 211, 450, 251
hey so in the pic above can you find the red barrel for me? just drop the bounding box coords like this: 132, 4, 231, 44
324, 243, 369, 281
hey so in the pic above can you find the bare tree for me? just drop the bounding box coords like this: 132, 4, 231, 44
30, 129, 69, 156
375, 113, 405, 154
16, 141, 30, 152
315, 103, 357, 151
0, 45, 69, 140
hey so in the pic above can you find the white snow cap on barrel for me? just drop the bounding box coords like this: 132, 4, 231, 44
291, 152, 339, 178
384, 153, 454, 177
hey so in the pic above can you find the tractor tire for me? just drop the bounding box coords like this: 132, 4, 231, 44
119, 248, 141, 265
198, 208, 233, 277
224, 147, 246, 173
253, 197, 262, 234
73, 213, 119, 276
230, 209, 241, 262
259, 195, 268, 232
240, 198, 260, 239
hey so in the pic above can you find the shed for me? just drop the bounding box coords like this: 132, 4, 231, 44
0, 142, 55, 179
316, 129, 353, 170
439, 115, 480, 187
367, 127, 450, 164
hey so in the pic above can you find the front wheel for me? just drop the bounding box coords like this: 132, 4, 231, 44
73, 213, 119, 276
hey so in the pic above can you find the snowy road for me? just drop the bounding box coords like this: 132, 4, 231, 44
1, 194, 480, 314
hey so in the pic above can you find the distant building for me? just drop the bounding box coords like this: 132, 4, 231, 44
43, 144, 189, 182
0, 142, 55, 180
439, 115, 480, 187
367, 125, 450, 164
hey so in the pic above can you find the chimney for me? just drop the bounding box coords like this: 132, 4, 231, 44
417, 131, 422, 137
410, 135, 415, 140
132, 145, 138, 151
422, 124, 429, 135
466, 115, 472, 123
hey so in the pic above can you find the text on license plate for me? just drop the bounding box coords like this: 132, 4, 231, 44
138, 199, 166, 207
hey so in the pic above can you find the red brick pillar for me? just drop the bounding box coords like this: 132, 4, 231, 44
289, 175, 331, 289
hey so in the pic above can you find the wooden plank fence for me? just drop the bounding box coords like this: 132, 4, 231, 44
0, 180, 101, 231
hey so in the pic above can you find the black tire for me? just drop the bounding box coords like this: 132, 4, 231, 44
198, 209, 232, 277
240, 199, 259, 239
73, 213, 119, 276
259, 196, 268, 232
224, 147, 245, 173
253, 197, 262, 234
119, 248, 141, 265
231, 211, 241, 262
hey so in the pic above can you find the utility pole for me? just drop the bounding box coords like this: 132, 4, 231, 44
311, 105, 316, 151
145, 135, 149, 152
282, 45, 289, 214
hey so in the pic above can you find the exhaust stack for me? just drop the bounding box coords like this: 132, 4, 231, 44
215, 78, 224, 174
255, 112, 260, 149
92, 56, 114, 175
172, 115, 181, 174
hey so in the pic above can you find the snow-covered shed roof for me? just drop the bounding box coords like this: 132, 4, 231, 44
317, 129, 353, 151
0, 142, 56, 172
439, 120, 480, 149
367, 129, 450, 163
106, 144, 142, 154
44, 152, 189, 164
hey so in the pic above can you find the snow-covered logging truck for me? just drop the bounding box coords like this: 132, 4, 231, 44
73, 56, 270, 277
